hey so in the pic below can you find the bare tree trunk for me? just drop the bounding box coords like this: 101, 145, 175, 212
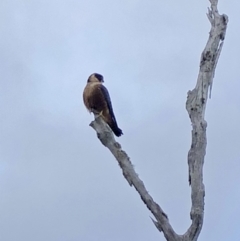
89, 1, 228, 240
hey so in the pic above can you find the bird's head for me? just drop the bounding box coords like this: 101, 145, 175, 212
87, 73, 104, 83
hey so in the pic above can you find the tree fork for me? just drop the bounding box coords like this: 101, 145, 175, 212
89, 1, 228, 240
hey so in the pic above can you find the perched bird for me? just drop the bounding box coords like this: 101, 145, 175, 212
83, 73, 123, 137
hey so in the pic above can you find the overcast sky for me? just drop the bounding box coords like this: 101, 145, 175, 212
0, 1, 240, 241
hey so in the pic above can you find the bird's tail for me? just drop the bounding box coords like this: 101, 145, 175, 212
109, 118, 123, 137
102, 108, 123, 137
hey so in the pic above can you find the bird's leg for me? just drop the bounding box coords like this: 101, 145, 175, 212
97, 110, 106, 122
91, 108, 99, 115
92, 109, 104, 119
98, 110, 103, 117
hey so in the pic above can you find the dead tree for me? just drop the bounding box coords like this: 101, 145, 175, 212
89, 1, 228, 240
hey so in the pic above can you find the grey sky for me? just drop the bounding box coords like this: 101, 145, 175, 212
0, 1, 239, 240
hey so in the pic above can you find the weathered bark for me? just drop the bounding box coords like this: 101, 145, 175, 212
183, 1, 228, 240
90, 116, 178, 241
89, 1, 228, 240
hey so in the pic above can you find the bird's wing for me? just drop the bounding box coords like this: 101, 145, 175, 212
99, 84, 117, 123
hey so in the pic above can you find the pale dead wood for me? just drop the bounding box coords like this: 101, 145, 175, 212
90, 116, 178, 241
183, 1, 228, 240
89, 1, 228, 240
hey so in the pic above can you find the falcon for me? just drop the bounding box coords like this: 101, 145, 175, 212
83, 73, 123, 137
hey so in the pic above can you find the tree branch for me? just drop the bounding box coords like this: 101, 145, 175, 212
89, 0, 228, 240
183, 0, 228, 240
90, 116, 178, 241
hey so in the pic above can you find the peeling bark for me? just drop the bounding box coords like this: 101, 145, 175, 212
88, 1, 228, 240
